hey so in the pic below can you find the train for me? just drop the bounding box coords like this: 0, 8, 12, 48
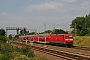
18, 34, 74, 47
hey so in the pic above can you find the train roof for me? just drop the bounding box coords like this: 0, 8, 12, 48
19, 34, 73, 37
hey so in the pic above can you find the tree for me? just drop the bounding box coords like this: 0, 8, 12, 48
8, 34, 12, 40
0, 28, 8, 42
0, 28, 5, 36
29, 32, 36, 35
40, 29, 67, 34
52, 29, 67, 34
80, 28, 89, 36
86, 28, 90, 35
0, 36, 8, 43
42, 30, 52, 34
70, 17, 85, 31
70, 13, 90, 36
85, 14, 90, 28
20, 28, 29, 35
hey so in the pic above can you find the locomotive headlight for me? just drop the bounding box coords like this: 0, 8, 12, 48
65, 39, 69, 40
70, 39, 73, 40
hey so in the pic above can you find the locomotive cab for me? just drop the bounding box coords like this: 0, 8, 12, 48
65, 34, 74, 47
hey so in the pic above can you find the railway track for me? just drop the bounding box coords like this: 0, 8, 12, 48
11, 41, 90, 60
73, 46, 90, 51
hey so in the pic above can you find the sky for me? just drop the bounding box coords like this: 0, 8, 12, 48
0, 0, 90, 34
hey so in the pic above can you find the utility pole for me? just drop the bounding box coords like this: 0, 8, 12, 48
75, 23, 76, 40
44, 23, 46, 32
44, 23, 47, 47
52, 25, 55, 34
85, 17, 87, 28
53, 25, 55, 33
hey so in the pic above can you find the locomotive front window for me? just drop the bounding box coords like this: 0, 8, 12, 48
66, 35, 73, 39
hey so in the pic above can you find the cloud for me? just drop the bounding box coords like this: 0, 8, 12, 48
80, 1, 90, 10
0, 12, 73, 30
0, 12, 7, 16
25, 0, 79, 13
1, 0, 90, 32
26, 1, 63, 12
0, 12, 7, 15
62, 0, 77, 2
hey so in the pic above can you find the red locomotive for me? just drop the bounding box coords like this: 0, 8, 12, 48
18, 34, 74, 47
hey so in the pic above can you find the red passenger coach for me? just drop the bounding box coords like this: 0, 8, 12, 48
18, 34, 74, 47
33, 35, 38, 42
18, 36, 27, 41
36, 34, 51, 43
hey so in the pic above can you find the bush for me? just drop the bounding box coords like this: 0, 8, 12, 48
8, 51, 21, 59
41, 57, 48, 60
0, 43, 14, 54
0, 54, 9, 60
0, 36, 8, 43
13, 55, 29, 60
20, 46, 35, 58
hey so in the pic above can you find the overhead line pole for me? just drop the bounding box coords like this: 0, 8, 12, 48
44, 23, 47, 47
44, 23, 46, 32
75, 23, 76, 41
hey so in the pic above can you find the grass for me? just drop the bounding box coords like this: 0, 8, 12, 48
74, 36, 90, 47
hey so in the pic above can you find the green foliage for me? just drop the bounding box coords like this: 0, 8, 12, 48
9, 34, 12, 40
29, 32, 36, 35
53, 29, 67, 34
12, 34, 19, 40
44, 30, 52, 34
0, 54, 9, 60
20, 46, 34, 58
0, 39, 47, 60
13, 46, 21, 52
0, 42, 36, 60
41, 29, 67, 34
9, 51, 21, 59
0, 43, 14, 54
13, 55, 30, 60
44, 30, 52, 33
0, 43, 15, 60
9, 34, 19, 40
41, 30, 52, 34
0, 36, 8, 43
70, 13, 90, 36
74, 36, 90, 47
86, 28, 90, 35
20, 28, 29, 35
41, 57, 48, 60
0, 28, 8, 42
0, 28, 5, 36
80, 28, 89, 36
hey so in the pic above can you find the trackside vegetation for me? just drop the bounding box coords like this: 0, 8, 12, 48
0, 42, 48, 60
0, 28, 48, 60
0, 42, 33, 60
0, 28, 8, 43
74, 36, 90, 47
